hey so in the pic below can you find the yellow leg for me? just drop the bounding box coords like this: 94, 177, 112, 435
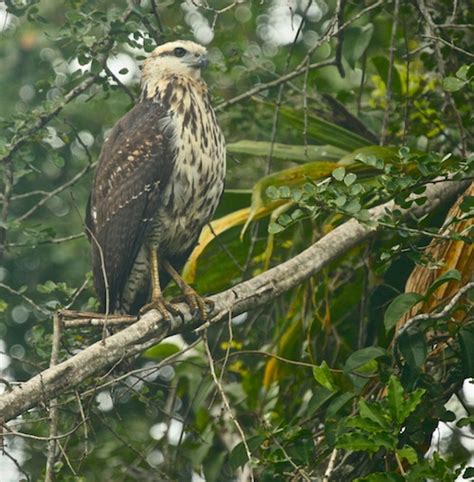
149, 247, 163, 302
162, 260, 214, 320
140, 248, 180, 319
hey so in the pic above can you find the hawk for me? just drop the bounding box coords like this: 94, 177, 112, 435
85, 40, 226, 318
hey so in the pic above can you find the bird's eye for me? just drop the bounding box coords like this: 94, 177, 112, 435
174, 47, 187, 57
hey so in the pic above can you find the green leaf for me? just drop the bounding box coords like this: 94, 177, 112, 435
332, 166, 346, 181
388, 376, 425, 424
397, 445, 418, 464
279, 106, 371, 150
426, 269, 461, 297
384, 293, 424, 332
336, 433, 381, 452
459, 326, 474, 377
226, 141, 346, 163
342, 24, 374, 66
456, 65, 468, 81
459, 195, 474, 213
37, 280, 58, 294
372, 56, 402, 96
229, 435, 263, 471
344, 199, 362, 214
336, 431, 396, 453
0, 300, 7, 312
441, 410, 457, 423
358, 399, 390, 429
456, 415, 474, 428
341, 145, 397, 165
464, 467, 474, 479
398, 330, 427, 368
313, 361, 337, 391
387, 375, 405, 424
326, 392, 355, 418
307, 387, 336, 416
344, 172, 357, 186
242, 160, 343, 236
143, 343, 181, 360
346, 415, 385, 432
335, 195, 347, 207
443, 76, 466, 92
344, 346, 387, 373
268, 222, 285, 234
356, 472, 404, 481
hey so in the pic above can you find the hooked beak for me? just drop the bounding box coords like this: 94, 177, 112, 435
194, 53, 209, 69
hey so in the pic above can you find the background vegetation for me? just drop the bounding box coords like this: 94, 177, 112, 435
0, 0, 472, 480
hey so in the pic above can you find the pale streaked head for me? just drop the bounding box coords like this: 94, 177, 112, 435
142, 40, 209, 87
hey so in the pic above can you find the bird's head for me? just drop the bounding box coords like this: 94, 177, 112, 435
142, 40, 209, 86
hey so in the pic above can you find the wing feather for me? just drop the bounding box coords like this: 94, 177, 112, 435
86, 99, 173, 311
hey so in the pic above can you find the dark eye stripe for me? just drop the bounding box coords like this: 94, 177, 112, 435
158, 47, 189, 58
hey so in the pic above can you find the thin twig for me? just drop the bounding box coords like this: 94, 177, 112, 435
272, 436, 311, 481
0, 160, 14, 262
74, 391, 89, 459
380, 0, 400, 145
420, 34, 474, 58
16, 159, 96, 223
396, 281, 474, 341
2, 450, 31, 482
104, 65, 136, 102
45, 313, 62, 482
204, 333, 254, 482
217, 0, 384, 111
8, 232, 85, 248
323, 448, 338, 482
0, 283, 49, 315
0, 7, 135, 167
417, 0, 467, 155
2, 420, 86, 441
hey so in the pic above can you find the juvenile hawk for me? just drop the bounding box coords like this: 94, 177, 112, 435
85, 40, 226, 317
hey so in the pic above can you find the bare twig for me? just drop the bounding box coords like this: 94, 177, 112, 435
217, 0, 384, 111
0, 161, 14, 262
420, 34, 474, 58
204, 333, 254, 482
334, 0, 346, 78
380, 0, 400, 146
0, 283, 49, 315
1, 450, 31, 482
0, 7, 135, 167
7, 232, 85, 248
417, 0, 467, 155
16, 159, 96, 223
45, 313, 62, 482
104, 65, 137, 102
323, 448, 338, 482
396, 281, 474, 341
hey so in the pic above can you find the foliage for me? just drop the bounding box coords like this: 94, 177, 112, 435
0, 0, 473, 481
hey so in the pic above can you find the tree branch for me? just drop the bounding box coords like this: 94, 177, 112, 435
0, 178, 467, 423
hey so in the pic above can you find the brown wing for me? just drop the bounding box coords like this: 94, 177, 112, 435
85, 99, 173, 312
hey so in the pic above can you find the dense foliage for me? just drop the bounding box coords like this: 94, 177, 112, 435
0, 0, 472, 480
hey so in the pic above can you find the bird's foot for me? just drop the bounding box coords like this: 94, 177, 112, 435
139, 296, 181, 321
172, 287, 214, 321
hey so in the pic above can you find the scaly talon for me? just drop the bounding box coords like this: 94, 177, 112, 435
140, 296, 181, 320
172, 289, 213, 321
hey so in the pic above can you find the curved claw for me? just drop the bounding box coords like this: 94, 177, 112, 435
172, 292, 214, 321
140, 296, 181, 321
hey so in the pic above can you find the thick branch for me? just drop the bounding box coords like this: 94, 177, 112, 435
0, 179, 467, 423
